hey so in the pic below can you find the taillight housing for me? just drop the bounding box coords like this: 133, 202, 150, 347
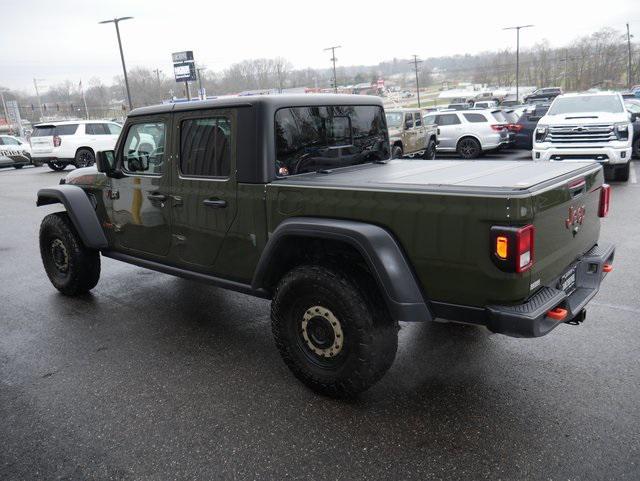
508, 123, 523, 132
490, 225, 535, 273
53, 135, 61, 147
598, 184, 611, 217
490, 124, 506, 132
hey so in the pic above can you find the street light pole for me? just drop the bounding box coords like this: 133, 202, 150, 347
627, 23, 633, 89
503, 25, 534, 103
196, 66, 207, 99
99, 17, 134, 110
409, 55, 423, 108
324, 46, 341, 93
33, 78, 45, 119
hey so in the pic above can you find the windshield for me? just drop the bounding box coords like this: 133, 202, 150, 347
385, 112, 403, 129
548, 95, 624, 115
275, 105, 389, 176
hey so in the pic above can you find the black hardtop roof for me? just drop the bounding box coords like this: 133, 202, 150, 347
128, 94, 384, 117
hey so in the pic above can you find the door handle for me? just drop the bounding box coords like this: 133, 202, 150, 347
147, 193, 167, 201
203, 199, 227, 208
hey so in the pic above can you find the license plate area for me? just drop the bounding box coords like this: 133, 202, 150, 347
558, 265, 577, 295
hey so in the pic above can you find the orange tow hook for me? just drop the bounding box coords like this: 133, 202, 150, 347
547, 307, 568, 321
603, 264, 613, 273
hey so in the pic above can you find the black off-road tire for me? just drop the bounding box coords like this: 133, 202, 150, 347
392, 145, 403, 159
14, 164, 23, 169
47, 162, 67, 171
615, 161, 630, 182
423, 138, 437, 159
456, 137, 482, 159
271, 264, 398, 397
39, 212, 100, 296
74, 148, 95, 168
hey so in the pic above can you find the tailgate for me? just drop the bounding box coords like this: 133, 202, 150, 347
529, 166, 603, 289
30, 136, 54, 153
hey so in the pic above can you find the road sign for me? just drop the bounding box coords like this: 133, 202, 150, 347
172, 51, 197, 82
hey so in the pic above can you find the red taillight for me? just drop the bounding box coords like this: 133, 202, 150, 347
53, 135, 61, 147
508, 123, 523, 132
598, 184, 610, 217
490, 124, 506, 132
490, 224, 535, 273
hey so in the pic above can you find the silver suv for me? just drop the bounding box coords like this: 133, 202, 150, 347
423, 110, 510, 159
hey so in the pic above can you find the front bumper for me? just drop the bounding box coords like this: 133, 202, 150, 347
486, 242, 615, 337
533, 143, 632, 164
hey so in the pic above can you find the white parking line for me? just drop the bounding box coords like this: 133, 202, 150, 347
630, 163, 638, 184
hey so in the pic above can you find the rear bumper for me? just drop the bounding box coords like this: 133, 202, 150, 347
431, 242, 615, 338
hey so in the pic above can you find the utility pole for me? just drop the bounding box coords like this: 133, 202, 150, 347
627, 23, 633, 89
33, 78, 45, 119
324, 45, 341, 93
0, 90, 10, 128
196, 66, 207, 100
99, 17, 134, 110
503, 25, 534, 103
409, 55, 423, 108
153, 69, 163, 101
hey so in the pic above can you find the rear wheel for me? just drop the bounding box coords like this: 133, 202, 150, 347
74, 148, 95, 168
14, 164, 23, 169
615, 161, 630, 182
457, 137, 481, 159
39, 212, 101, 296
423, 138, 437, 159
271, 264, 398, 397
392, 145, 403, 159
47, 162, 67, 171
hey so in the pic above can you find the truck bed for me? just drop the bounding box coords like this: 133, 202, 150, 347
274, 159, 600, 195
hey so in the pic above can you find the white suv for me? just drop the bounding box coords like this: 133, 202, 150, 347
30, 120, 122, 171
532, 92, 633, 181
423, 110, 511, 159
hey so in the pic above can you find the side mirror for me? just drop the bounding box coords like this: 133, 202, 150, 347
404, 120, 414, 130
96, 150, 117, 176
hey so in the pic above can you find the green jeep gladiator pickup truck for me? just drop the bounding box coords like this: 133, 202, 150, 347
37, 95, 615, 397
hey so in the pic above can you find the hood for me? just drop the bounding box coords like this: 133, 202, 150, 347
541, 111, 629, 126
64, 166, 106, 187
388, 127, 402, 138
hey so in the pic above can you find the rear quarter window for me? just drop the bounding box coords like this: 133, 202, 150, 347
463, 113, 487, 123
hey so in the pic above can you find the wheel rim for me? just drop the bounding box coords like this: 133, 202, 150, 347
52, 162, 65, 170
50, 238, 69, 273
77, 151, 93, 167
460, 140, 476, 157
300, 305, 344, 362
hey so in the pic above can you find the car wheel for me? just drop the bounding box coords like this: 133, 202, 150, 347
391, 145, 403, 159
39, 212, 101, 296
615, 161, 630, 182
271, 264, 398, 397
14, 164, 23, 169
423, 138, 437, 159
75, 148, 95, 168
457, 137, 482, 159
47, 162, 67, 171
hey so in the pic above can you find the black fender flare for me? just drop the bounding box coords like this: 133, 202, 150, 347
252, 218, 432, 323
36, 185, 108, 250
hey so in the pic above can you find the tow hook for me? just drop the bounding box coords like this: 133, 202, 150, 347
565, 309, 587, 326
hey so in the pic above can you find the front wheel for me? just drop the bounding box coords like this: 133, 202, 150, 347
615, 161, 630, 182
39, 212, 101, 296
391, 145, 403, 159
423, 138, 437, 159
74, 148, 95, 168
457, 137, 482, 159
14, 164, 23, 169
271, 265, 398, 397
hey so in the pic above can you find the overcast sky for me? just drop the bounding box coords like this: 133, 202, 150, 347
1, 0, 638, 92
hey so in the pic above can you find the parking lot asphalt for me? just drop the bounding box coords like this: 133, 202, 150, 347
1, 156, 639, 481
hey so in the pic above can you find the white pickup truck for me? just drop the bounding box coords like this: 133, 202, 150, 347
532, 92, 634, 181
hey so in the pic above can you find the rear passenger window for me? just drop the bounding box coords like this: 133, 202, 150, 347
86, 123, 109, 135
122, 122, 166, 175
414, 113, 422, 127
437, 114, 461, 126
107, 123, 122, 135
55, 124, 78, 135
180, 117, 231, 177
463, 113, 488, 123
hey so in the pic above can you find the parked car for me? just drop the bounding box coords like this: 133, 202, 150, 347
30, 120, 122, 171
446, 103, 472, 111
524, 87, 563, 104
533, 92, 633, 181
423, 109, 511, 158
473, 100, 498, 109
625, 101, 640, 158
511, 104, 550, 150
36, 94, 614, 396
0, 135, 32, 169
386, 109, 438, 159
